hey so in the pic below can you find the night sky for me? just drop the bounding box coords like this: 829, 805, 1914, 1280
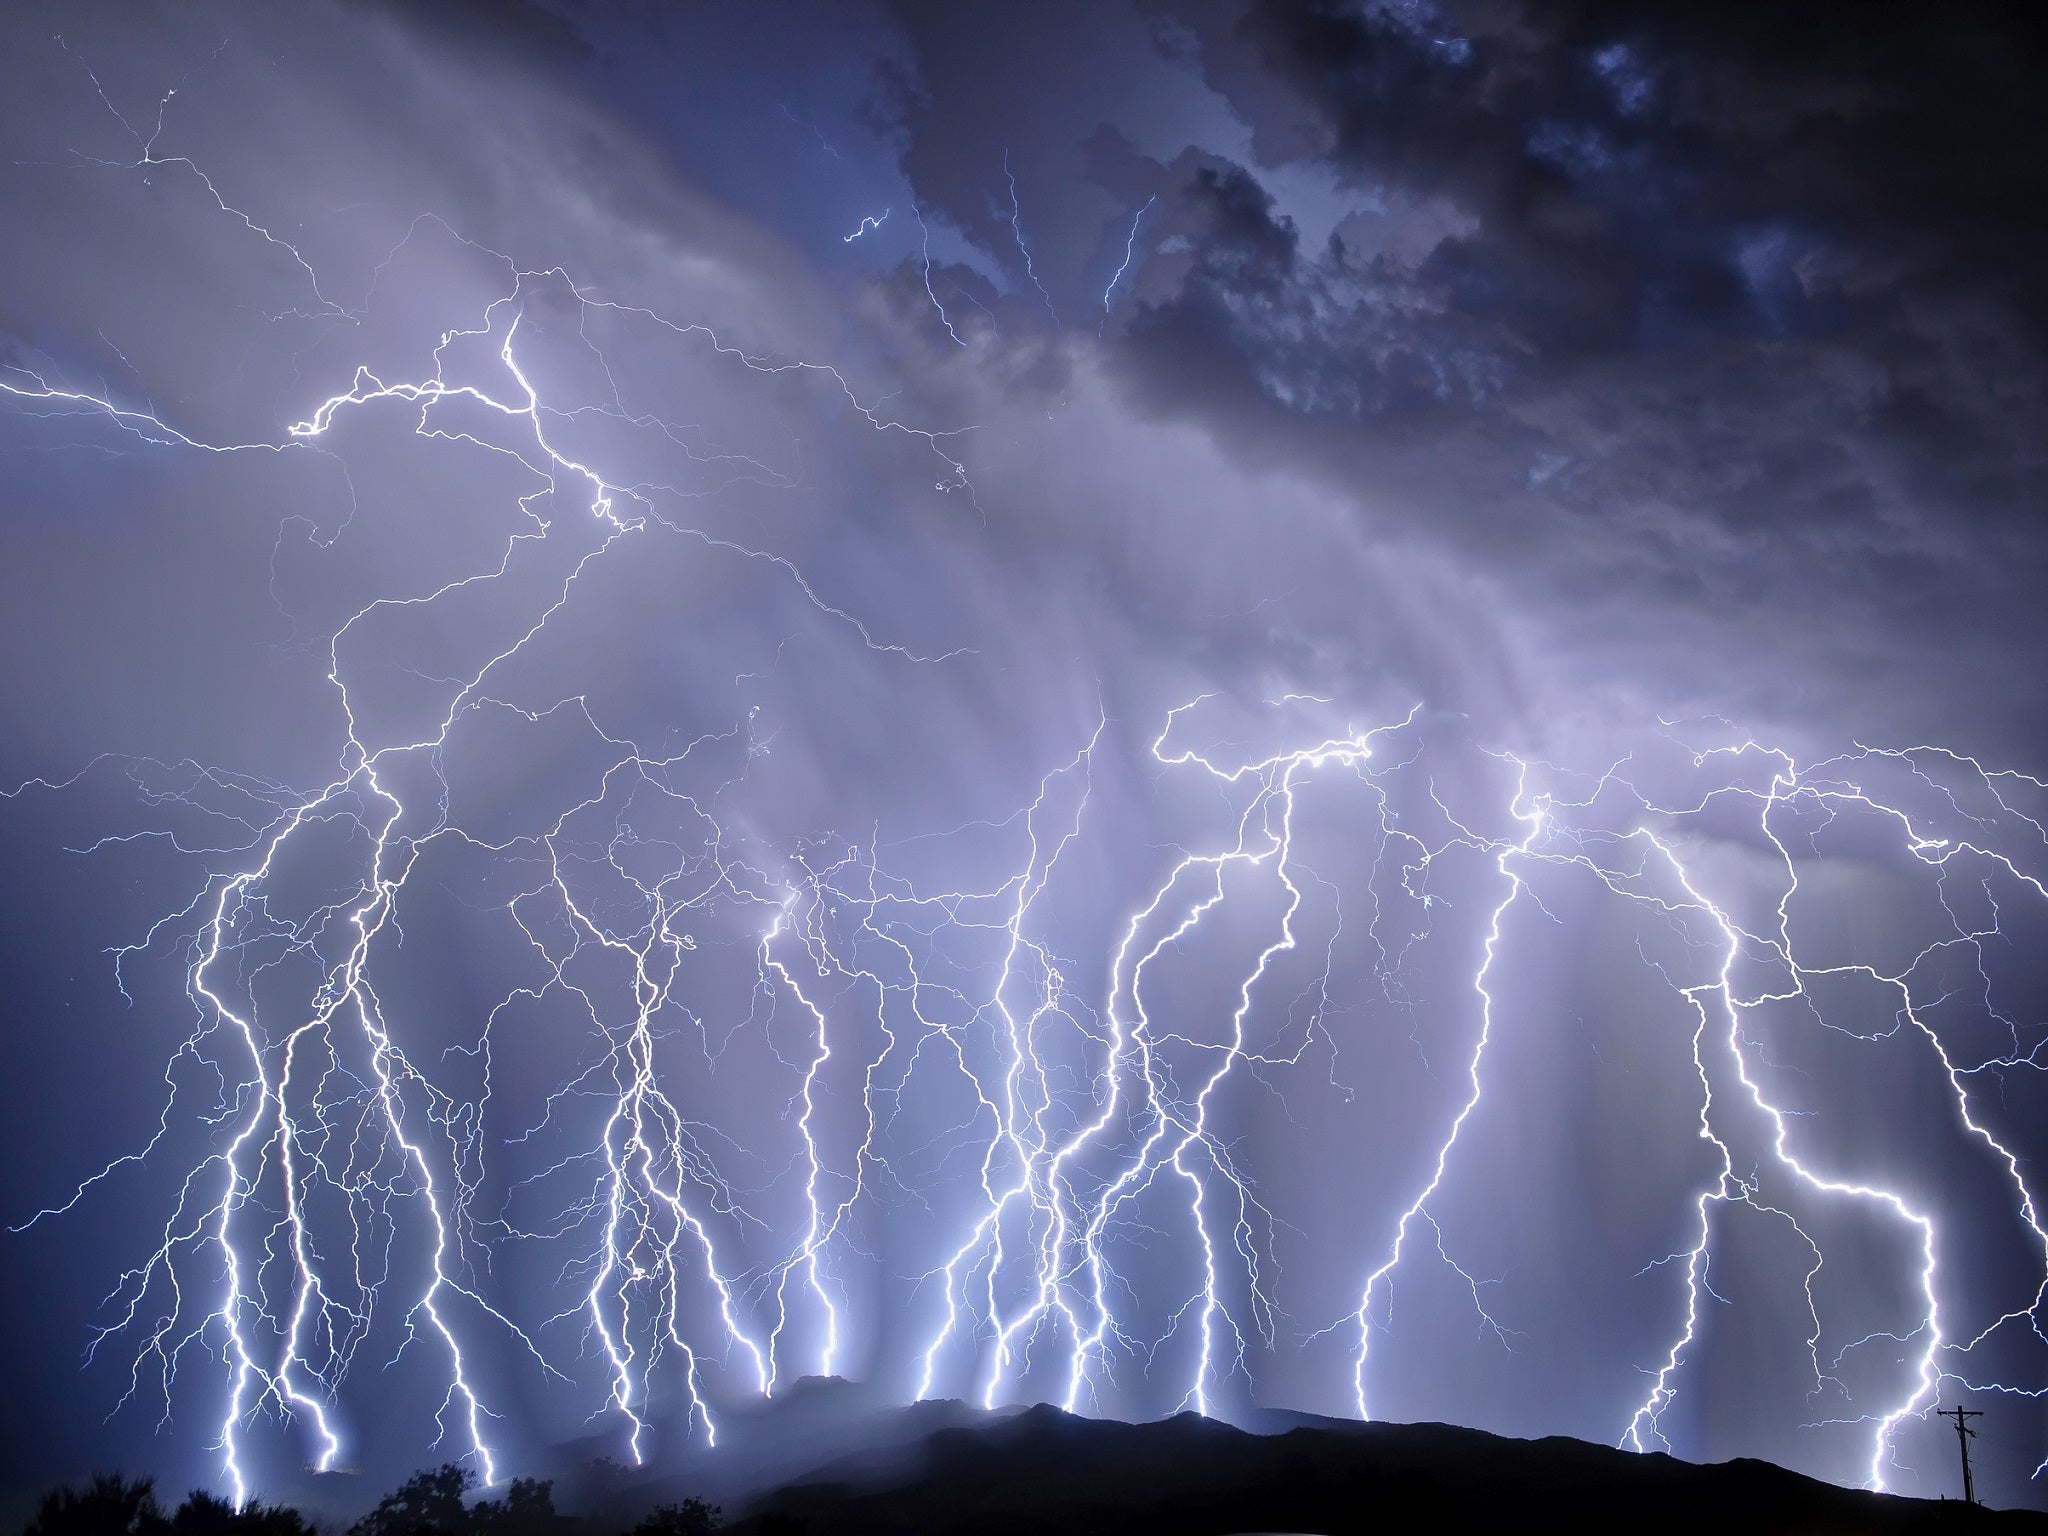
5, 0, 2048, 1518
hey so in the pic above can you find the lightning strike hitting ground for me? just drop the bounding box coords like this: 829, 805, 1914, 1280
7, 49, 2048, 1513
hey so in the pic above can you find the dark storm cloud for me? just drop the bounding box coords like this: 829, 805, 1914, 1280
874, 0, 2048, 753
878, 0, 1240, 319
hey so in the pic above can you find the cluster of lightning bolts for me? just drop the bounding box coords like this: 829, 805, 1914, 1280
1337, 735, 2048, 1493
6, 49, 2048, 1511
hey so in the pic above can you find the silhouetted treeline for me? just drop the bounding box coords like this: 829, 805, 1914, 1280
23, 1407, 2048, 1536
20, 1471, 737, 1536
23, 1476, 310, 1536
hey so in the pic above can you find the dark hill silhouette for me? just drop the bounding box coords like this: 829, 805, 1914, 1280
24, 1389, 2045, 1536
566, 1377, 995, 1521
731, 1400, 2042, 1535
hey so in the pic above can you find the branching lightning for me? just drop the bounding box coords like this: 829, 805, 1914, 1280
7, 46, 2048, 1513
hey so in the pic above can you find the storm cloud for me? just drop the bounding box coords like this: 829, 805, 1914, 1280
3, 0, 2046, 1518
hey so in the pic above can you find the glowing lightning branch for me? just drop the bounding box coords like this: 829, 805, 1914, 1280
916, 209, 968, 348
1350, 756, 1539, 1420
5, 56, 987, 1494
9, 47, 2048, 1513
1100, 195, 1155, 335
843, 210, 890, 243
1002, 149, 1058, 323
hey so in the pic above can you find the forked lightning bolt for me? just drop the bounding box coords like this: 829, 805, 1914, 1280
7, 50, 2048, 1510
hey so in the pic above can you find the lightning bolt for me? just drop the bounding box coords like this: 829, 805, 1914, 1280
1100, 195, 1155, 335
5, 48, 980, 1494
1002, 149, 1058, 323
843, 210, 890, 243
8, 46, 2048, 1513
915, 208, 969, 348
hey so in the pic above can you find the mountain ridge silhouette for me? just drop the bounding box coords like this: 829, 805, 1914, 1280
584, 1381, 2045, 1534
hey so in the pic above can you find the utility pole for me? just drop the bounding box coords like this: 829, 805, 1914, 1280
1936, 1405, 1983, 1506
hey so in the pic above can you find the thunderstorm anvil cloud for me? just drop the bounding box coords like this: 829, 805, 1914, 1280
3, 0, 2047, 1517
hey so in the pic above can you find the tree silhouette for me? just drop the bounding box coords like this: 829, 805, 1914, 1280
348, 1465, 475, 1536
470, 1478, 567, 1536
166, 1491, 313, 1536
625, 1500, 720, 1536
23, 1474, 164, 1536
24, 1469, 726, 1536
